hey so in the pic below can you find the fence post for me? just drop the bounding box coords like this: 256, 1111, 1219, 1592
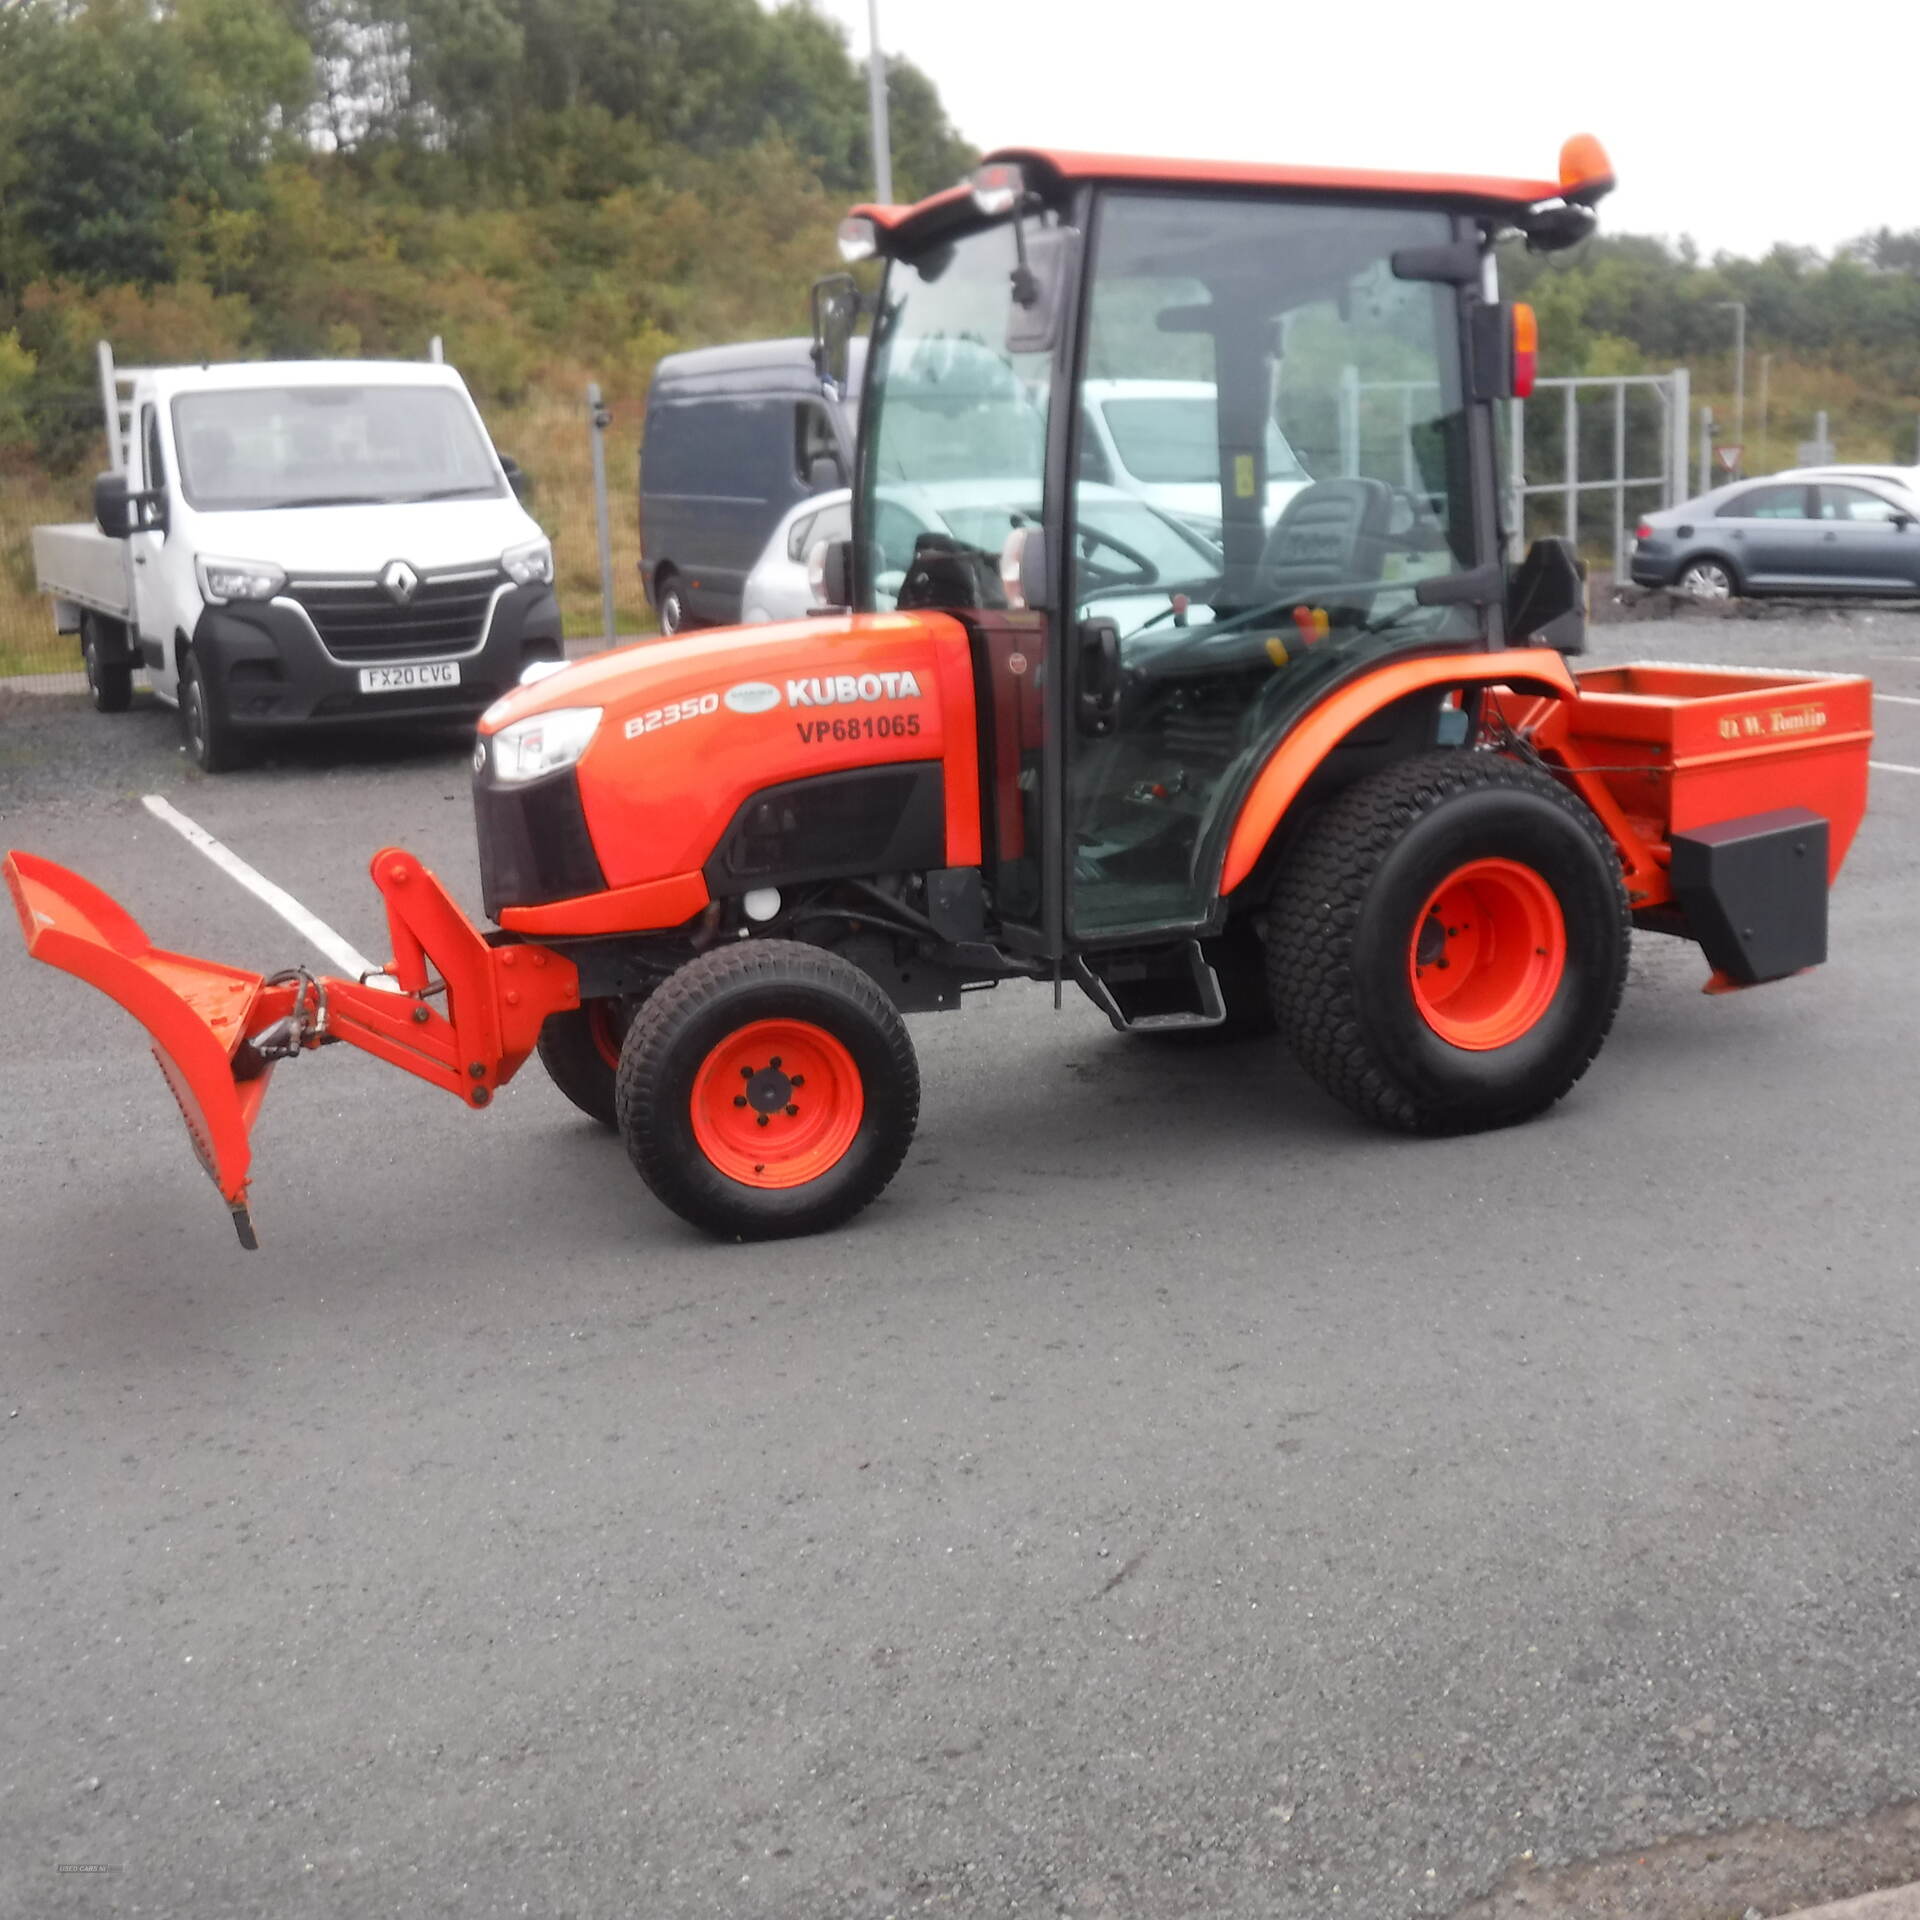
1562, 381, 1577, 545
1612, 381, 1627, 585
1668, 368, 1689, 506
1508, 396, 1526, 562
587, 382, 616, 647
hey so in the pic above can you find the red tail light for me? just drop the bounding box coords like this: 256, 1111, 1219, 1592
1635, 520, 1653, 540
1511, 303, 1538, 399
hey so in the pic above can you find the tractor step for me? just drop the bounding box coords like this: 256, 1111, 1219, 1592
1074, 940, 1226, 1032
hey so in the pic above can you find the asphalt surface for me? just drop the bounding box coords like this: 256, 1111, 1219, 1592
3, 604, 1920, 1920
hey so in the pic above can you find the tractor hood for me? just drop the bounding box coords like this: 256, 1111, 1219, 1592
474, 610, 984, 927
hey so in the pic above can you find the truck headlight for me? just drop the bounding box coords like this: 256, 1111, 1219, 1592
197, 556, 287, 603
502, 538, 554, 587
488, 705, 601, 782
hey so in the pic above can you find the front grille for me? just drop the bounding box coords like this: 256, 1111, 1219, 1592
286, 572, 501, 662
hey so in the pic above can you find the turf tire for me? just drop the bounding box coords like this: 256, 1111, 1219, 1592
1266, 750, 1629, 1134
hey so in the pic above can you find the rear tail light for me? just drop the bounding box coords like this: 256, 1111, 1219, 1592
1510, 303, 1538, 399
1635, 521, 1653, 541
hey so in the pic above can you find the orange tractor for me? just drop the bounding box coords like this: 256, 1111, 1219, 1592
6, 138, 1873, 1244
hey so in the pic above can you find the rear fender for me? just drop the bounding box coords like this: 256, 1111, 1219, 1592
1217, 648, 1580, 895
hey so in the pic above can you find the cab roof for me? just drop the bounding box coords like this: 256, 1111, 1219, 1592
851, 141, 1604, 250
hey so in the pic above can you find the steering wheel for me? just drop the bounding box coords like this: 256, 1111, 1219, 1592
1074, 520, 1160, 592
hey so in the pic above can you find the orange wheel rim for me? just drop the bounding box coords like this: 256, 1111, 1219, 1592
1408, 857, 1567, 1051
690, 1019, 864, 1189
587, 1000, 625, 1071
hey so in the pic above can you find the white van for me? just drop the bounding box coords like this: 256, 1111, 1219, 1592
1079, 378, 1310, 534
32, 347, 560, 770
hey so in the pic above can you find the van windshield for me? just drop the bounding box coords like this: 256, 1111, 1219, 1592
1102, 396, 1308, 486
171, 385, 503, 511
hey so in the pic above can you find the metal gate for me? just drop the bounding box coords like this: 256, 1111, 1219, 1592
1506, 370, 1692, 577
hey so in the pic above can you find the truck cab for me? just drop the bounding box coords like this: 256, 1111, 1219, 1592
77, 355, 562, 769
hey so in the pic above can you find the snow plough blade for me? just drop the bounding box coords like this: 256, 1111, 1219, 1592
5, 846, 582, 1249
5, 850, 281, 1244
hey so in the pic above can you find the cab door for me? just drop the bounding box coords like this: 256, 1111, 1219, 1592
1708, 481, 1818, 588
1063, 190, 1487, 943
129, 400, 178, 689
1809, 483, 1920, 589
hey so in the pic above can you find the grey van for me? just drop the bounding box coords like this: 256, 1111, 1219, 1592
639, 338, 863, 632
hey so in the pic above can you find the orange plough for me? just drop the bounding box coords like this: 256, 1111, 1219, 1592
5, 847, 580, 1245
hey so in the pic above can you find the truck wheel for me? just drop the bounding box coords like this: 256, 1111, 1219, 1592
1266, 750, 1628, 1134
615, 939, 919, 1240
656, 572, 688, 635
536, 994, 649, 1128
81, 614, 133, 713
179, 647, 248, 773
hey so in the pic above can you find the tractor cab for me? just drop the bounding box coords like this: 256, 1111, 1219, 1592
816, 146, 1601, 965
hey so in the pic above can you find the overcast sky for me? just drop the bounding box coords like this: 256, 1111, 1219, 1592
807, 0, 1913, 258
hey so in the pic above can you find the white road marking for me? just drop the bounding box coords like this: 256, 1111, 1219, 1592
1874, 692, 1920, 707
1869, 761, 1920, 777
141, 794, 399, 988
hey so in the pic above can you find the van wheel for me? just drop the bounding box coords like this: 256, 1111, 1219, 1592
657, 573, 688, 635
179, 648, 249, 773
81, 614, 133, 713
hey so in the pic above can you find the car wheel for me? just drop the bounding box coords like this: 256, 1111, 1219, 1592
179, 648, 249, 773
657, 574, 688, 635
81, 613, 133, 713
1676, 557, 1737, 600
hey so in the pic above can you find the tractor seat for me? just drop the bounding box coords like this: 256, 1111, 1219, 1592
1256, 477, 1394, 625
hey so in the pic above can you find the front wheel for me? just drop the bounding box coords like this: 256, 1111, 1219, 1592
536, 995, 649, 1128
1266, 751, 1629, 1134
615, 940, 919, 1240
179, 647, 248, 773
81, 613, 133, 713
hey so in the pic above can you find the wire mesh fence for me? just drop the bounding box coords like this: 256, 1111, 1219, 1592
0, 381, 656, 685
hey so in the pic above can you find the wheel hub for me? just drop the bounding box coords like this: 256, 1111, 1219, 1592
692, 1020, 859, 1187
1408, 858, 1567, 1051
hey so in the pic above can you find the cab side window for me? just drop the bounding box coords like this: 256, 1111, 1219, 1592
142, 404, 168, 492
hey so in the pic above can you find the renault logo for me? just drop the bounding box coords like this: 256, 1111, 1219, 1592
379, 559, 420, 606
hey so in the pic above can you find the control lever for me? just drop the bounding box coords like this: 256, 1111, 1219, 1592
1076, 617, 1121, 736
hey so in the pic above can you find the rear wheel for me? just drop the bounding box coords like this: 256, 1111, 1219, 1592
1266, 751, 1629, 1133
1676, 556, 1737, 600
536, 994, 648, 1128
179, 647, 248, 773
615, 940, 918, 1240
656, 571, 688, 635
81, 613, 133, 713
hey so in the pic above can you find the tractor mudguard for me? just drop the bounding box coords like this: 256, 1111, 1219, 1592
4, 847, 581, 1247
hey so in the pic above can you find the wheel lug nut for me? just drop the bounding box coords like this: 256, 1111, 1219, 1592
734, 1095, 747, 1108
790, 1074, 805, 1087
769, 1056, 782, 1070
756, 1113, 769, 1127
739, 1065, 754, 1080
786, 1104, 799, 1117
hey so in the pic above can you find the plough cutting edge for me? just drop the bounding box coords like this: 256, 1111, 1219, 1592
4, 847, 581, 1247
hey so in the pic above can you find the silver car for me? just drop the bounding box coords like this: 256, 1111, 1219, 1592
1630, 473, 1920, 599
741, 489, 853, 623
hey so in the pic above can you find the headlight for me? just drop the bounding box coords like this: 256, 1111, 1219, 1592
196, 556, 286, 603
487, 705, 601, 783
502, 538, 554, 587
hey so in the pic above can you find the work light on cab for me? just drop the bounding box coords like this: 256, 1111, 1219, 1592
836, 216, 878, 263
968, 161, 1026, 215
488, 706, 601, 783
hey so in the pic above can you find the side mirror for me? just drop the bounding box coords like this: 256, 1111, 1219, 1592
1893, 511, 1914, 532
1006, 226, 1081, 358
501, 455, 534, 503
93, 472, 135, 539
809, 274, 860, 394
93, 471, 165, 538
808, 537, 852, 609
1506, 536, 1586, 651
805, 451, 843, 494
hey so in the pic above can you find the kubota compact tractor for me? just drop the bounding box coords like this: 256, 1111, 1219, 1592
6, 137, 1874, 1244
